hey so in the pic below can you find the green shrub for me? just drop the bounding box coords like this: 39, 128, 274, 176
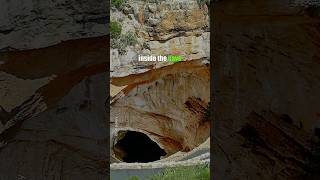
124, 32, 138, 46
143, 42, 150, 50
111, 31, 138, 55
111, 0, 125, 9
149, 165, 210, 180
128, 176, 140, 180
111, 38, 126, 55
110, 20, 137, 55
110, 21, 122, 39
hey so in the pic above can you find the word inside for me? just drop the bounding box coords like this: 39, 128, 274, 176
138, 55, 183, 62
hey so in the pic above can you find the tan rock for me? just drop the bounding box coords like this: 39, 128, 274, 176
111, 60, 210, 159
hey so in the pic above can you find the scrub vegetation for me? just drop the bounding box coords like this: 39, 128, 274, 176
127, 165, 210, 180
110, 20, 138, 55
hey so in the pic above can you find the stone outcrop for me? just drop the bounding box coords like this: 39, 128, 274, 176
213, 0, 320, 179
110, 0, 210, 77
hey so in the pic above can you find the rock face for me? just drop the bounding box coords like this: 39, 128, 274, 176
0, 0, 108, 50
0, 0, 109, 179
0, 72, 108, 180
213, 0, 320, 179
111, 60, 210, 161
110, 0, 210, 77
0, 72, 53, 112
110, 0, 211, 164
0, 37, 109, 179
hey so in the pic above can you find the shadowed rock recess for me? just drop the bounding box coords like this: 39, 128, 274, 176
114, 130, 167, 163
0, 0, 108, 179
213, 0, 320, 179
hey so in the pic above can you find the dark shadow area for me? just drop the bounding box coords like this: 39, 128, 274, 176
212, 0, 320, 179
0, 0, 109, 179
114, 131, 167, 163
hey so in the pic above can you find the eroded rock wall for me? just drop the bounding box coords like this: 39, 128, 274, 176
111, 60, 210, 159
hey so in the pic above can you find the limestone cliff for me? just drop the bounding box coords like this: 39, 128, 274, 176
110, 0, 210, 77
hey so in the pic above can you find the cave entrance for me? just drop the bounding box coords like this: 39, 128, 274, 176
113, 131, 167, 163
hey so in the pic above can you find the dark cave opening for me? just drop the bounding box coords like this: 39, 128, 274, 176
113, 131, 167, 163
